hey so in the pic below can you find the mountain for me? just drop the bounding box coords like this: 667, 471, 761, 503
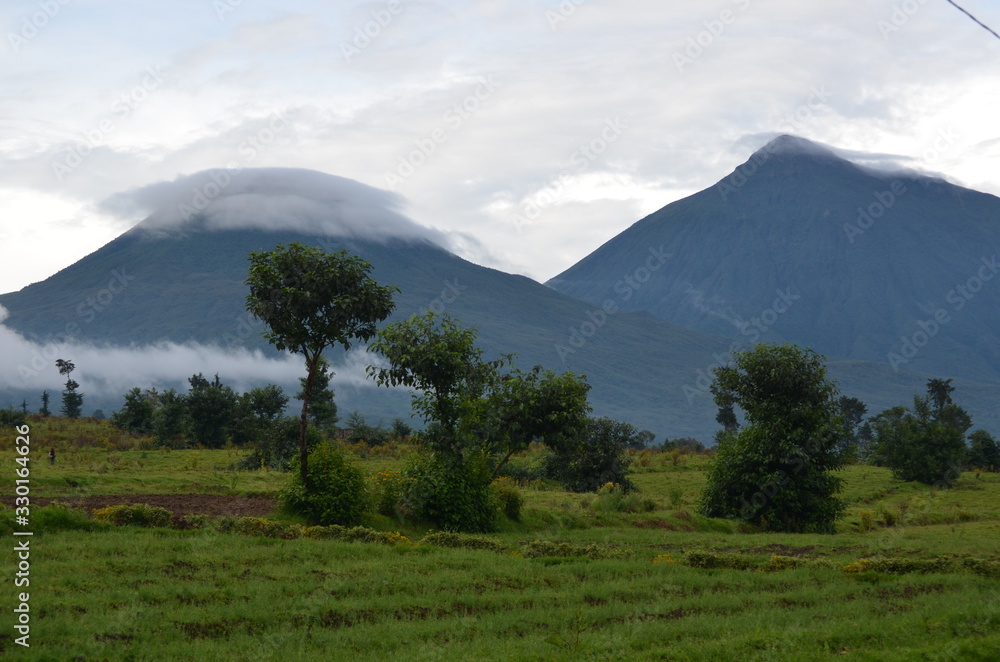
0, 168, 745, 440
2, 162, 995, 440
548, 135, 1000, 391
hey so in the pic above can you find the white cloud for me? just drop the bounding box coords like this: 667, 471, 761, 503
1, 0, 999, 295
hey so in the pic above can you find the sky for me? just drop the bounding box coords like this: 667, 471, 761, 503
0, 0, 999, 410
1, 0, 999, 298
0, 0, 1000, 408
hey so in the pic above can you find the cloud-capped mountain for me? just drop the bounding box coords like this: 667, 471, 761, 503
2, 158, 996, 440
548, 135, 1000, 389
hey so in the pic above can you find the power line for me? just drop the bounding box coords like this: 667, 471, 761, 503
944, 0, 1000, 42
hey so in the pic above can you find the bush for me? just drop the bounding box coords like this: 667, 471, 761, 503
370, 469, 414, 518
238, 417, 323, 471
303, 524, 410, 545
280, 442, 370, 526
34, 502, 103, 532
92, 504, 172, 528
492, 477, 523, 521
543, 417, 637, 493
521, 540, 621, 559
420, 531, 508, 553
591, 482, 653, 513
403, 451, 499, 533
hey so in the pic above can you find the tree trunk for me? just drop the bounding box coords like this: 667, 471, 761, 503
299, 353, 319, 483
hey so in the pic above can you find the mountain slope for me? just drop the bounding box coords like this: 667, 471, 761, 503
548, 135, 1000, 386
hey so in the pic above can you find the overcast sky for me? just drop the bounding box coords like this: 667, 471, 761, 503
2, 0, 998, 296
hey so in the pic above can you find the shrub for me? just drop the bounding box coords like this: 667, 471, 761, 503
216, 517, 302, 538
370, 469, 414, 518
34, 502, 103, 532
859, 509, 876, 531
280, 442, 370, 526
521, 540, 621, 559
543, 417, 637, 493
492, 476, 524, 521
420, 531, 508, 553
303, 524, 410, 545
92, 504, 172, 528
403, 451, 499, 533
685, 551, 759, 571
591, 482, 652, 513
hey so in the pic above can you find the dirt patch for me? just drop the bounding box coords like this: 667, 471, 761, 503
8, 494, 275, 518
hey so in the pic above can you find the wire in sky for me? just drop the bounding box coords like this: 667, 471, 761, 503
944, 0, 1000, 42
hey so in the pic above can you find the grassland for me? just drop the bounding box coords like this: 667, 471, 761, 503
2, 417, 1000, 660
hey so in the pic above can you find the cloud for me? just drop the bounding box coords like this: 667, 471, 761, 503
0, 303, 381, 402
97, 167, 457, 248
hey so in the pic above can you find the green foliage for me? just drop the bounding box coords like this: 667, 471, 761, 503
869, 384, 971, 485
295, 354, 337, 429
543, 417, 637, 493
591, 481, 653, 513
700, 343, 846, 533
479, 364, 592, 476
419, 531, 508, 553
153, 388, 189, 448
231, 384, 288, 446
239, 416, 323, 471
91, 503, 172, 528
367, 312, 506, 452
492, 477, 524, 521
186, 373, 239, 448
246, 242, 397, 481
57, 358, 84, 419
0, 405, 26, 427
967, 430, 1000, 471
33, 502, 104, 532
39, 390, 51, 417
111, 387, 157, 435
403, 451, 499, 533
521, 540, 622, 559
280, 442, 370, 526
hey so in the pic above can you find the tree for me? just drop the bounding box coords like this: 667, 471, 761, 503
967, 430, 1000, 472
56, 359, 83, 419
295, 355, 338, 430
111, 387, 158, 435
154, 389, 189, 448
367, 312, 507, 455
542, 417, 638, 493
869, 382, 971, 485
39, 391, 51, 417
700, 343, 846, 533
480, 365, 591, 476
927, 378, 955, 413
232, 385, 289, 447
186, 374, 238, 448
246, 242, 397, 481
836, 396, 868, 461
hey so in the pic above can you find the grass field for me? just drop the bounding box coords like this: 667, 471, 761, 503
2, 417, 1000, 660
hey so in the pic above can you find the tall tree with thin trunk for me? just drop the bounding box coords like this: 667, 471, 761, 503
56, 359, 83, 419
246, 243, 397, 481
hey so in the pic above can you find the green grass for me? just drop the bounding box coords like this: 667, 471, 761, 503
3, 420, 1000, 659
